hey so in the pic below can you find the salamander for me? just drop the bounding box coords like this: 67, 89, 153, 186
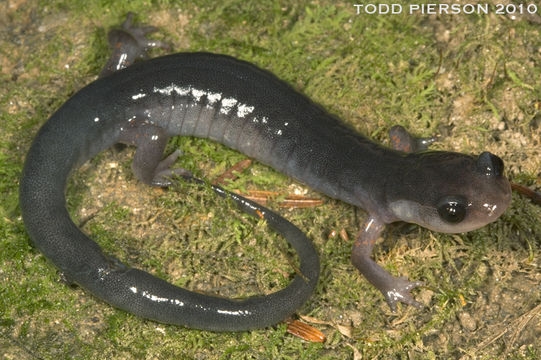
19, 15, 512, 331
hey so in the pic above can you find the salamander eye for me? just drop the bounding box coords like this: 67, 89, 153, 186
437, 196, 467, 223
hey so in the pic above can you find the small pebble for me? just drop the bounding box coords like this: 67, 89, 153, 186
458, 312, 477, 332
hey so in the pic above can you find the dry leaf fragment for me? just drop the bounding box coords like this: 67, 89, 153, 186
286, 319, 326, 343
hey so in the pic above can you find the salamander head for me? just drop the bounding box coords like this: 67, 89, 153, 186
387, 151, 512, 233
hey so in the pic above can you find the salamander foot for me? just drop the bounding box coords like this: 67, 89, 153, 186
100, 12, 170, 77
383, 276, 424, 312
151, 150, 193, 187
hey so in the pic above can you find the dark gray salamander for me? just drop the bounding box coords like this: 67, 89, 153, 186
20, 23, 512, 331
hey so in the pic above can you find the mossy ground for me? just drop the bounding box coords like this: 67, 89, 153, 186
1, 0, 540, 359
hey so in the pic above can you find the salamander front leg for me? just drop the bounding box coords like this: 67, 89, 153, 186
389, 125, 438, 153
351, 216, 423, 311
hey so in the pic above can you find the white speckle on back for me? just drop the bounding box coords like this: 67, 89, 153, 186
153, 84, 190, 96
131, 93, 147, 100
237, 104, 254, 118
220, 97, 238, 114
207, 92, 222, 104
191, 89, 205, 101
153, 84, 257, 120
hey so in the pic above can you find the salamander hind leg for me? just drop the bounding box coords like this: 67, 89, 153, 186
100, 12, 170, 77
351, 216, 424, 311
388, 125, 438, 153
118, 122, 191, 187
